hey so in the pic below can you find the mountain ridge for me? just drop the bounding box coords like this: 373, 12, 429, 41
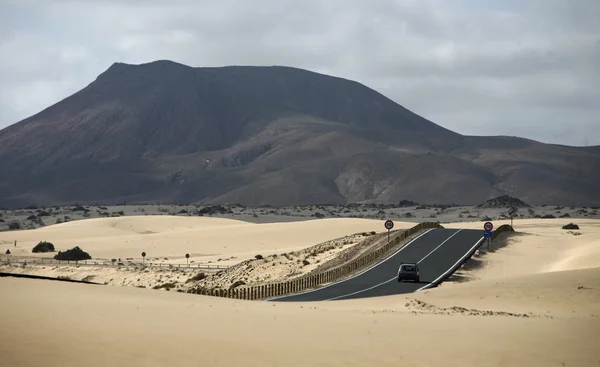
0, 60, 598, 208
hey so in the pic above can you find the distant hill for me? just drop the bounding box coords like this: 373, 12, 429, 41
477, 195, 531, 209
0, 60, 598, 208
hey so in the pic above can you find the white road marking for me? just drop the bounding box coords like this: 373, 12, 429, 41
326, 277, 397, 300
416, 229, 463, 264
265, 228, 437, 301
416, 236, 485, 292
328, 229, 463, 300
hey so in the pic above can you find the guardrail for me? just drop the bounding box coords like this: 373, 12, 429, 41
0, 258, 229, 271
417, 224, 516, 291
186, 221, 444, 300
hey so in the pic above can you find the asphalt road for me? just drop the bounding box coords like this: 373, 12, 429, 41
268, 228, 484, 302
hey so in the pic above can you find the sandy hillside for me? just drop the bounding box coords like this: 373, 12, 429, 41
0, 216, 414, 290
444, 218, 600, 284
1, 218, 599, 366
1, 268, 598, 367
0, 216, 407, 266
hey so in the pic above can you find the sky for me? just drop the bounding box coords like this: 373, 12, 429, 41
1, 0, 599, 146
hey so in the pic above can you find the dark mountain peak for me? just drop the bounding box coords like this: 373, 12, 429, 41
95, 59, 191, 81
0, 60, 598, 208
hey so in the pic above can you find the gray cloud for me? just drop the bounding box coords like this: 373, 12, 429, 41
0, 0, 598, 146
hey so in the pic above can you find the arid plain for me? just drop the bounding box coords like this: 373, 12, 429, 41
1, 204, 599, 366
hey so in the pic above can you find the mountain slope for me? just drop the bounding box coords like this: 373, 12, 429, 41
0, 60, 598, 208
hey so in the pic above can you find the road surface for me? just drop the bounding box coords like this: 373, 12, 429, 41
268, 228, 484, 302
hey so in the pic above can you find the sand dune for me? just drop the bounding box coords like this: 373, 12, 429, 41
444, 218, 600, 285
1, 268, 598, 367
0, 216, 408, 265
2, 217, 599, 366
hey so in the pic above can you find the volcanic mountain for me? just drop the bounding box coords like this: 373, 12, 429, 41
0, 60, 598, 208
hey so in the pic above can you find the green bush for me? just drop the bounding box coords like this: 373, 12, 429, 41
32, 241, 55, 253
562, 223, 579, 230
54, 246, 91, 261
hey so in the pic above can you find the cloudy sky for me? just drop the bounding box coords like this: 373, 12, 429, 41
1, 0, 598, 146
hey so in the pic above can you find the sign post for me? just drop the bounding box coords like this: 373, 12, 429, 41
185, 253, 190, 266
5, 249, 10, 264
141, 252, 146, 266
508, 207, 517, 229
483, 222, 494, 251
384, 220, 394, 244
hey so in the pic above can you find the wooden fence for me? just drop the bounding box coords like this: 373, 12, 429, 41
187, 221, 444, 300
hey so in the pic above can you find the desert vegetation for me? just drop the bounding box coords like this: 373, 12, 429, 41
32, 241, 55, 253
54, 246, 91, 261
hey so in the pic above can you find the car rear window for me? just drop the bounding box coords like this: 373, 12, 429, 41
402, 266, 415, 272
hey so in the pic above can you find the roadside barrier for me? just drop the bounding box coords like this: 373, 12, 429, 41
187, 221, 444, 300
0, 257, 228, 270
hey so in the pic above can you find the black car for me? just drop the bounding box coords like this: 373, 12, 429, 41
397, 263, 420, 282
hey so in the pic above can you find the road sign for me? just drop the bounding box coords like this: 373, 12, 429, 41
384, 220, 394, 230
484, 231, 493, 239
5, 249, 10, 255
484, 221, 493, 231
185, 253, 190, 265
141, 252, 146, 257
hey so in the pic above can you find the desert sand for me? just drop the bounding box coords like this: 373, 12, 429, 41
1, 217, 599, 366
1, 216, 406, 265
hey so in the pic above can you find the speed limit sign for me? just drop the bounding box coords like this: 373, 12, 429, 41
484, 222, 493, 231
384, 220, 394, 230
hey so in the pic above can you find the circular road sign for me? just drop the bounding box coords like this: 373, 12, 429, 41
141, 252, 146, 257
185, 253, 190, 259
384, 220, 394, 230
484, 222, 493, 231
